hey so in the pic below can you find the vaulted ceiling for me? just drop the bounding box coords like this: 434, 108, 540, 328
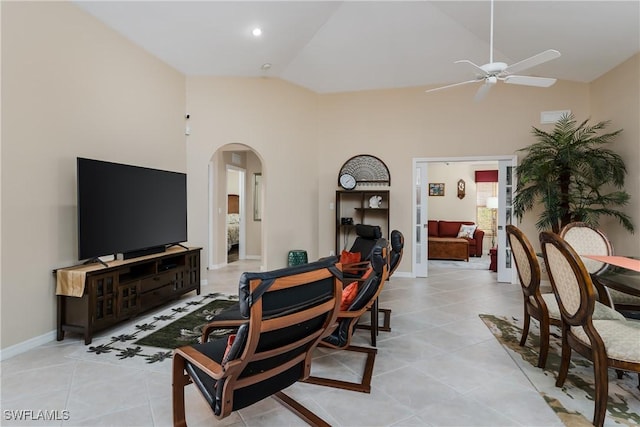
75, 1, 639, 93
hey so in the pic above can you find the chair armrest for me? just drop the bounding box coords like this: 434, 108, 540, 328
174, 346, 225, 379
342, 261, 371, 277
473, 229, 485, 240
202, 319, 247, 343
342, 261, 370, 269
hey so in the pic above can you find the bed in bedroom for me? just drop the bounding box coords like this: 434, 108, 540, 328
227, 194, 240, 252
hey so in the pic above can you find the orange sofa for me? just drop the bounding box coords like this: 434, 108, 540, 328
427, 220, 485, 259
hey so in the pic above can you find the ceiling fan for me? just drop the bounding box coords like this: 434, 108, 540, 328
425, 0, 561, 101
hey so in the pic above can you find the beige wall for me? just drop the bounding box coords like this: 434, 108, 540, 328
1, 2, 186, 349
590, 54, 640, 256
185, 77, 319, 270
316, 81, 592, 264
2, 2, 638, 354
426, 162, 498, 221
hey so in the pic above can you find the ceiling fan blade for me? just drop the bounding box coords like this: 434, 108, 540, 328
425, 79, 480, 94
455, 59, 489, 77
504, 75, 557, 87
503, 49, 561, 75
474, 80, 494, 102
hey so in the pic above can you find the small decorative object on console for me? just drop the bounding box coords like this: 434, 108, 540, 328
369, 195, 382, 208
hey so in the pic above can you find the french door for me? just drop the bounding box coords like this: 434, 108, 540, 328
413, 156, 516, 282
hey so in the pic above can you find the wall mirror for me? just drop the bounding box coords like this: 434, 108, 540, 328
253, 173, 262, 221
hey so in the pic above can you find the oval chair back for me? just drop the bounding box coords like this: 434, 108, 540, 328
560, 222, 612, 275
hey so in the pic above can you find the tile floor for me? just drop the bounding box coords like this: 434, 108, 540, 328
1, 259, 564, 426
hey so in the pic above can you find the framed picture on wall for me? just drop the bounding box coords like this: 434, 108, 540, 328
429, 183, 445, 196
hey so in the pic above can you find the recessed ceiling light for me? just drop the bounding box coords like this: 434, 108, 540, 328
252, 28, 262, 37
261, 63, 272, 71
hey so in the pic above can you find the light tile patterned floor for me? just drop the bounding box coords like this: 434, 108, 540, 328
0, 260, 564, 426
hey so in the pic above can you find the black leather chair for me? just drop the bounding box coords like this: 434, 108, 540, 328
172, 257, 342, 426
357, 230, 403, 335
378, 229, 404, 331
304, 238, 389, 393
342, 224, 383, 280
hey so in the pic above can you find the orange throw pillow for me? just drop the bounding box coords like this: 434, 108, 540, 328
341, 281, 359, 310
360, 267, 373, 280
221, 334, 237, 365
340, 250, 361, 264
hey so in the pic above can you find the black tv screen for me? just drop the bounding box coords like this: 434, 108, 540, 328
77, 158, 187, 260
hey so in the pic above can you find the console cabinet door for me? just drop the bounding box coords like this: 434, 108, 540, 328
186, 252, 200, 289
118, 280, 140, 318
88, 272, 118, 329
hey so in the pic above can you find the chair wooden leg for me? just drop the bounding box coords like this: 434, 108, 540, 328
370, 299, 379, 346
356, 306, 391, 333
273, 391, 331, 427
304, 345, 377, 393
519, 310, 530, 347
556, 329, 571, 388
172, 353, 189, 427
592, 353, 609, 427
537, 317, 550, 369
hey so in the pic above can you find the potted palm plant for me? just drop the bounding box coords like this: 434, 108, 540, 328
513, 113, 633, 234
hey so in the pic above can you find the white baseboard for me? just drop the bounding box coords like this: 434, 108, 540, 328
392, 271, 412, 278
0, 330, 57, 361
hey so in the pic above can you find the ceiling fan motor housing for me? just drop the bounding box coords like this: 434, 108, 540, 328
481, 62, 507, 75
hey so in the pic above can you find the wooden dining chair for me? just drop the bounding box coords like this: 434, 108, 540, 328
540, 231, 640, 427
508, 225, 625, 369
561, 221, 640, 311
507, 225, 561, 368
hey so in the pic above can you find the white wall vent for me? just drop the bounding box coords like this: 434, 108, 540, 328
540, 110, 571, 124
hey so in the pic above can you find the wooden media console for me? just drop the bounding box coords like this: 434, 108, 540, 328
55, 247, 201, 344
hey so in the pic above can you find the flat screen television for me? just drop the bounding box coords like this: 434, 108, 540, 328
77, 157, 187, 261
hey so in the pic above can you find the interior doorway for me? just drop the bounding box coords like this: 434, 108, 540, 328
413, 155, 517, 283
208, 145, 263, 270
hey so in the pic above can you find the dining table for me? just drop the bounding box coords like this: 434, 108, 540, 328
585, 255, 640, 307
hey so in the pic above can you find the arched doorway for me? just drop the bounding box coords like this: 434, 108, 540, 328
208, 144, 263, 269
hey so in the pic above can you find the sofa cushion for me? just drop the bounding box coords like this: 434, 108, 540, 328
428, 220, 438, 237
439, 221, 462, 237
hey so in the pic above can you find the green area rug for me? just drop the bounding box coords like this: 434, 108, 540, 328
72, 293, 238, 366
480, 314, 640, 427
134, 298, 237, 349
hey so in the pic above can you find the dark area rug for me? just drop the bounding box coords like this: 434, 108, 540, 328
69, 293, 238, 366
135, 298, 237, 349
480, 314, 640, 427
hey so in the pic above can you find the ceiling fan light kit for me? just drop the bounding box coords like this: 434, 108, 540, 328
426, 0, 561, 101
